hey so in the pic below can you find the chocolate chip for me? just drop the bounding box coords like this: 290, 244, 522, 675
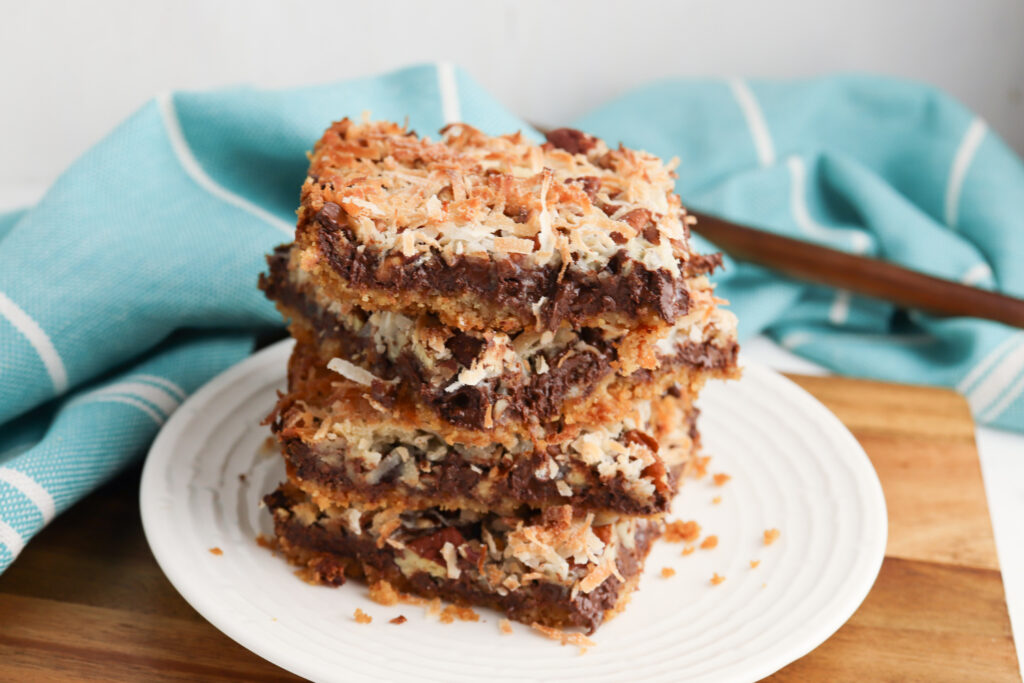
643, 224, 661, 245
623, 429, 659, 453
567, 176, 601, 201
619, 208, 652, 231
317, 202, 343, 228
406, 526, 467, 563
544, 128, 597, 156
446, 333, 485, 367
438, 386, 489, 429
370, 380, 397, 409
652, 271, 682, 321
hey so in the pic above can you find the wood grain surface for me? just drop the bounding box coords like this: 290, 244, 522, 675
0, 374, 1018, 682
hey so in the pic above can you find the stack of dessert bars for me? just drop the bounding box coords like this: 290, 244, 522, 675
260, 119, 738, 633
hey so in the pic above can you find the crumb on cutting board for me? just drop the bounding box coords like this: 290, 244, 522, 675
764, 528, 781, 546
499, 619, 514, 635
682, 545, 695, 556
710, 573, 726, 586
750, 559, 761, 569
389, 615, 407, 625
712, 473, 731, 486
353, 608, 372, 624
712, 495, 722, 505
208, 547, 223, 556
700, 535, 718, 550
661, 567, 676, 578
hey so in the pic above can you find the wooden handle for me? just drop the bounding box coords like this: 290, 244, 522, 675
689, 210, 1024, 330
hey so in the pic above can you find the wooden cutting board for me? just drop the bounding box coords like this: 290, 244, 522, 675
0, 374, 1018, 681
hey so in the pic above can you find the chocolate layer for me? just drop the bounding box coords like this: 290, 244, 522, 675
280, 408, 699, 516
309, 212, 722, 329
266, 484, 658, 632
262, 247, 738, 433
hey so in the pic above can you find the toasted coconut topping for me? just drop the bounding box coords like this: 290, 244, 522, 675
303, 119, 698, 277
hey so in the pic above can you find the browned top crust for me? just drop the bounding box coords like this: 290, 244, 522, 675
298, 119, 700, 278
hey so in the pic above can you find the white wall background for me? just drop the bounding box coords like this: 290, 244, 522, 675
1, 0, 1022, 200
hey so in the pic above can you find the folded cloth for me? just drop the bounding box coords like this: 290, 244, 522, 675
1, 64, 1022, 574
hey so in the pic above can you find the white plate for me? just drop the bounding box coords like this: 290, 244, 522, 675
141, 339, 887, 683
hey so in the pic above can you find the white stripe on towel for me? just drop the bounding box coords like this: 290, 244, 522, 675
0, 467, 56, 523
80, 395, 165, 425
0, 290, 68, 394
728, 79, 775, 167
944, 117, 987, 229
134, 374, 187, 401
437, 62, 461, 125
965, 338, 1024, 418
981, 370, 1024, 423
828, 290, 852, 325
86, 381, 181, 419
960, 262, 994, 287
957, 333, 1021, 395
0, 520, 25, 557
787, 157, 872, 254
156, 92, 293, 237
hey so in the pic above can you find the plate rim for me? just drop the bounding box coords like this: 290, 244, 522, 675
140, 339, 888, 682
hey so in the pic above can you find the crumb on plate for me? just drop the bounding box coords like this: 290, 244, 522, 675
710, 573, 726, 586
682, 545, 695, 556
499, 619, 514, 635
661, 567, 676, 578
764, 528, 781, 546
208, 547, 223, 556
750, 559, 760, 569
440, 604, 480, 624
390, 615, 407, 625
712, 473, 731, 486
712, 495, 722, 505
663, 520, 701, 543
354, 608, 372, 624
700, 535, 718, 550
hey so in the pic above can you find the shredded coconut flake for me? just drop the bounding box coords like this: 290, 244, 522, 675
327, 357, 379, 386
440, 541, 461, 580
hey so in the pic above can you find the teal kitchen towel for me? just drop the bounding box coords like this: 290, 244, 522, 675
2, 64, 1022, 573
